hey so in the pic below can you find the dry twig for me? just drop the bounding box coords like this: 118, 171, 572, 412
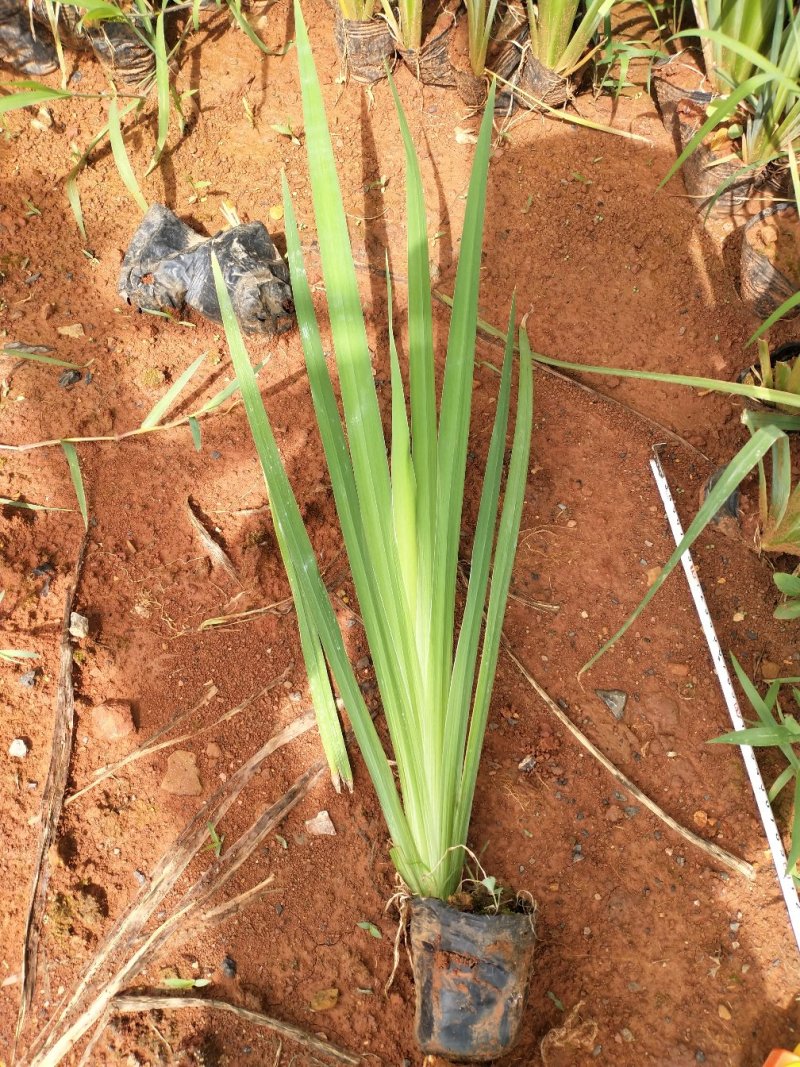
112, 995, 360, 1065
503, 638, 755, 881
27, 701, 317, 1065
15, 531, 88, 1050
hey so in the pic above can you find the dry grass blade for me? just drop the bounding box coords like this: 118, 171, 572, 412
15, 531, 88, 1051
61, 441, 88, 528
186, 498, 238, 579
0, 497, 71, 513
112, 995, 360, 1065
198, 597, 294, 631
502, 637, 756, 881
29, 713, 320, 1065
202, 874, 279, 925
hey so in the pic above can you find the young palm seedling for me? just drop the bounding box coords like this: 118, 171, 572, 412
710, 655, 800, 880
662, 1, 800, 205
213, 2, 534, 1056
519, 0, 617, 107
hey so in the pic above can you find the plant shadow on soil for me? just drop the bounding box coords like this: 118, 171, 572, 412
2, 5, 800, 1061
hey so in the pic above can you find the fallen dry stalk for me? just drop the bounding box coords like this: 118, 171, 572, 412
202, 874, 280, 926
503, 638, 756, 881
112, 994, 361, 1065
32, 759, 325, 1067
27, 700, 318, 1065
15, 531, 88, 1051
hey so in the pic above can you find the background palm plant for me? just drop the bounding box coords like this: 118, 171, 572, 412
710, 655, 800, 880
664, 0, 800, 184
213, 1, 533, 901
465, 0, 500, 77
527, 0, 616, 76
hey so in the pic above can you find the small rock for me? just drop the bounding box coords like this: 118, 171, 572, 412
718, 1003, 731, 1021
221, 955, 237, 979
760, 660, 780, 681
19, 669, 38, 688
305, 810, 336, 836
309, 987, 339, 1012
133, 869, 147, 886
666, 662, 689, 677
205, 742, 222, 760
160, 750, 203, 796
623, 806, 639, 819
8, 738, 28, 758
57, 323, 85, 338
518, 754, 537, 772
693, 810, 708, 828
69, 612, 89, 639
695, 1052, 706, 1064
90, 701, 135, 742
596, 689, 627, 720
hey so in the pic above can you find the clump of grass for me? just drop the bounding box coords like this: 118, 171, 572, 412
212, 1, 533, 900
710, 655, 800, 881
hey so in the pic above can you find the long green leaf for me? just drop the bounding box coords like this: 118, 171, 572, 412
785, 772, 800, 874
211, 251, 421, 856
581, 426, 785, 674
0, 83, 72, 114
769, 762, 796, 803
61, 440, 88, 528
140, 353, 206, 430
145, 8, 170, 176
226, 0, 292, 54
440, 295, 800, 410
1, 346, 81, 369
0, 649, 39, 663
710, 724, 800, 746
282, 168, 432, 856
108, 96, 148, 213
748, 290, 800, 345
454, 323, 533, 879
387, 73, 436, 643
429, 80, 496, 755
439, 299, 515, 883
294, 7, 425, 772
0, 497, 71, 512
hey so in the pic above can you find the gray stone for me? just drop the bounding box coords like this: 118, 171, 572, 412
596, 689, 627, 720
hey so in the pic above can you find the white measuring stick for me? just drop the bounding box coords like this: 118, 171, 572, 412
650, 455, 800, 954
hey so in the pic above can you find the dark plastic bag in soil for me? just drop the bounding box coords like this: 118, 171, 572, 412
396, 0, 458, 86
740, 203, 800, 320
409, 895, 536, 1062
486, 0, 528, 112
334, 13, 395, 83
651, 74, 755, 215
447, 14, 486, 107
516, 47, 573, 110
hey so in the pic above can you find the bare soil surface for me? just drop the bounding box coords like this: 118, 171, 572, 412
1, 2, 800, 1064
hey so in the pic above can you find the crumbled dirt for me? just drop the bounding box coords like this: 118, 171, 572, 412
1, 2, 800, 1065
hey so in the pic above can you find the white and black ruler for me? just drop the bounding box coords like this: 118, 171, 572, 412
650, 455, 800, 955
